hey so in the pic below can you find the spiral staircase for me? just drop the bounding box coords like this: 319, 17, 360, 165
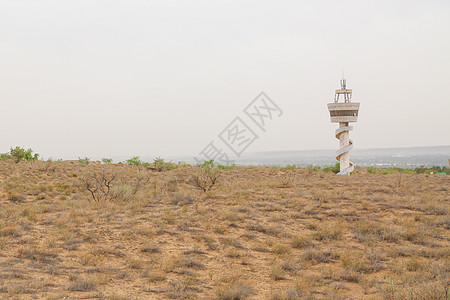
335, 124, 354, 175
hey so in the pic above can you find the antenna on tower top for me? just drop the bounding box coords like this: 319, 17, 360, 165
340, 78, 346, 90
340, 68, 346, 89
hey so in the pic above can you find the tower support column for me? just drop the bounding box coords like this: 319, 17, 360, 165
339, 122, 350, 173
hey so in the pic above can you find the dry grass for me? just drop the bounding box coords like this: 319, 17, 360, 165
0, 160, 448, 299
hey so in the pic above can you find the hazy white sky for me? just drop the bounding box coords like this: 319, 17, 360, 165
1, 0, 449, 160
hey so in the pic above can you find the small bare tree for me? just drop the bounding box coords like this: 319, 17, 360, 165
191, 162, 222, 192
82, 169, 116, 201
82, 168, 150, 201
133, 171, 151, 195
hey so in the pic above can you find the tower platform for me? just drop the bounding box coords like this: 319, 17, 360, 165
327, 102, 360, 123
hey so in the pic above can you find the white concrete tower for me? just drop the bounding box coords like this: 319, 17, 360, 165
327, 78, 360, 175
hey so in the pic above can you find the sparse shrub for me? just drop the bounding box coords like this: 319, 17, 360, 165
203, 236, 218, 250
306, 223, 318, 231
338, 269, 361, 282
303, 249, 331, 264
141, 242, 160, 254
354, 220, 400, 244
82, 168, 149, 201
126, 156, 143, 166
284, 164, 297, 171
306, 165, 319, 173
128, 258, 143, 269
272, 244, 291, 255
21, 207, 37, 222
323, 163, 340, 174
165, 177, 178, 192
390, 246, 415, 258
281, 259, 297, 273
78, 157, 90, 165
213, 224, 227, 234
223, 211, 241, 221
38, 159, 52, 172
7, 191, 25, 202
405, 258, 422, 272
79, 253, 100, 266
164, 255, 206, 270
217, 164, 237, 170
217, 283, 252, 300
280, 172, 296, 188
312, 222, 343, 241
407, 281, 449, 299
171, 193, 193, 205
367, 166, 377, 174
291, 235, 312, 249
133, 171, 151, 193
403, 227, 425, 244
17, 246, 58, 263
271, 264, 286, 280
0, 225, 20, 237
378, 279, 448, 300
153, 157, 178, 172
226, 249, 240, 258
68, 280, 96, 291
162, 211, 176, 225
191, 160, 222, 192
82, 168, 116, 201
341, 251, 384, 274
246, 223, 280, 236
0, 152, 11, 160
270, 288, 299, 300
166, 279, 191, 299
101, 158, 113, 164
143, 269, 166, 282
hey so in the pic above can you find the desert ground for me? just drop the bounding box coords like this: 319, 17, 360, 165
0, 160, 448, 299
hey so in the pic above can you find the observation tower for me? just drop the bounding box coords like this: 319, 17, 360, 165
327, 78, 360, 175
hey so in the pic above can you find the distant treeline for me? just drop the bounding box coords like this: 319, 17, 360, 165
0, 146, 178, 172
1, 146, 448, 175
366, 165, 449, 175
272, 163, 449, 175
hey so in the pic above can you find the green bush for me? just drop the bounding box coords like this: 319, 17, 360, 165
153, 157, 178, 172
306, 164, 319, 173
0, 153, 11, 161
323, 163, 340, 174
3, 146, 40, 163
201, 159, 214, 168
367, 166, 376, 174
101, 158, 113, 164
217, 163, 237, 170
192, 160, 222, 192
280, 164, 297, 171
126, 156, 143, 166
78, 157, 90, 165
